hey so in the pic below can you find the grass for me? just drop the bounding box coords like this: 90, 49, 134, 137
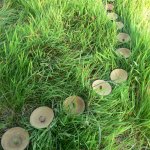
0, 0, 150, 149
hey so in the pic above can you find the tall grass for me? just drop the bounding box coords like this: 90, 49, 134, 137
116, 0, 150, 148
0, 0, 150, 149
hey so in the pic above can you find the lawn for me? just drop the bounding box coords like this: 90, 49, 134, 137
0, 0, 150, 149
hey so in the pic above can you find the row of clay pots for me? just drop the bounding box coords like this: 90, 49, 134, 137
91, 1, 131, 96
106, 2, 131, 58
1, 96, 85, 150
92, 69, 128, 96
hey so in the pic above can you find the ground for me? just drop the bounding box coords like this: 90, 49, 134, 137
0, 0, 150, 149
